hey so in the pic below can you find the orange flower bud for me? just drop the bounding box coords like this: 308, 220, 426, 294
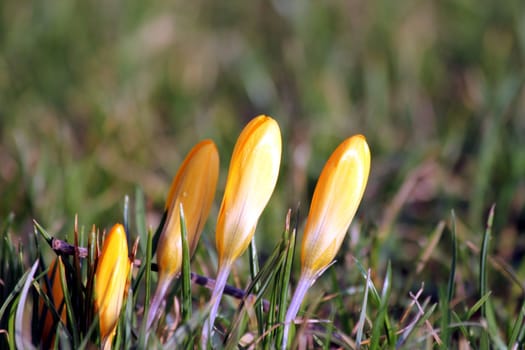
147, 140, 219, 328
39, 257, 66, 348
202, 115, 282, 347
94, 223, 131, 349
300, 134, 370, 276
283, 135, 370, 349
215, 115, 282, 265
157, 139, 219, 279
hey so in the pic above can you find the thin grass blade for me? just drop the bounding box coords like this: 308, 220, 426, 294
248, 236, 264, 337
58, 257, 79, 346
356, 269, 371, 349
441, 210, 457, 349
369, 261, 393, 350
179, 205, 193, 348
15, 261, 38, 350
134, 187, 148, 255
508, 301, 525, 347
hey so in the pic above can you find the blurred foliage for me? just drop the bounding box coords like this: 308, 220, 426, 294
1, 0, 525, 317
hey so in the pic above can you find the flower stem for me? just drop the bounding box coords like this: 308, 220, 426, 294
282, 274, 314, 350
201, 263, 231, 348
145, 276, 171, 330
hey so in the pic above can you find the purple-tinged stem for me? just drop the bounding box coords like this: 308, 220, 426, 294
282, 274, 314, 350
146, 276, 172, 330
201, 263, 231, 348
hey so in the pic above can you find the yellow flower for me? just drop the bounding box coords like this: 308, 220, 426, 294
215, 115, 282, 265
202, 115, 282, 347
147, 139, 219, 328
301, 134, 371, 276
39, 257, 66, 348
282, 135, 370, 349
94, 223, 131, 350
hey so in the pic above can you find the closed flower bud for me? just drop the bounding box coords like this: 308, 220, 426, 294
283, 135, 371, 349
94, 223, 131, 349
147, 139, 219, 328
157, 139, 219, 278
301, 134, 370, 276
215, 115, 282, 265
39, 257, 66, 348
202, 115, 282, 347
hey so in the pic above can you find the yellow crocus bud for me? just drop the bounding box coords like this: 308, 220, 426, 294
94, 223, 131, 350
301, 134, 371, 276
39, 257, 66, 348
216, 115, 282, 264
202, 115, 282, 347
282, 135, 371, 349
147, 139, 219, 328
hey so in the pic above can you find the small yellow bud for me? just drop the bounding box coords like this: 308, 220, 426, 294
39, 257, 66, 348
147, 139, 219, 328
94, 223, 130, 349
202, 115, 282, 347
301, 134, 370, 276
216, 115, 282, 265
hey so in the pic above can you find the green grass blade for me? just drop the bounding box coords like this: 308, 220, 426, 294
248, 236, 264, 337
441, 210, 457, 349
123, 194, 131, 247
478, 205, 505, 349
508, 301, 525, 347
479, 205, 493, 349
0, 214, 13, 304
322, 310, 336, 350
0, 268, 33, 323
276, 216, 297, 346
479, 205, 494, 317
224, 300, 251, 350
179, 205, 193, 348
370, 261, 393, 350
515, 311, 525, 346
134, 186, 148, 255
466, 291, 492, 320
450, 311, 469, 340
8, 296, 16, 350
15, 260, 38, 350
382, 262, 395, 346
355, 269, 371, 350
144, 228, 154, 319
137, 228, 154, 350
354, 257, 381, 307
58, 257, 79, 346
447, 211, 457, 305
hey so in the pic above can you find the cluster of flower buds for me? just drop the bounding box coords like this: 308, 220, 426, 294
42, 114, 370, 349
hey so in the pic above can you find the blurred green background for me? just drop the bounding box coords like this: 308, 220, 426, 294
1, 0, 524, 262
